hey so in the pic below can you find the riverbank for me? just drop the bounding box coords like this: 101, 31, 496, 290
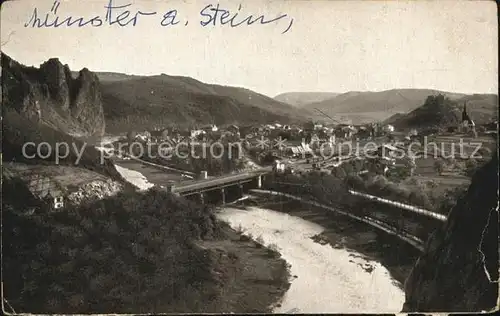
196, 221, 291, 313
244, 194, 420, 288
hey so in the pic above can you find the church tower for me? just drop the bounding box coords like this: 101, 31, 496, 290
460, 102, 477, 137
462, 102, 472, 124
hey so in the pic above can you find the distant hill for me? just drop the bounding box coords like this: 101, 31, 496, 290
384, 94, 498, 130
86, 71, 141, 82
96, 73, 313, 133
274, 92, 340, 107
301, 89, 476, 124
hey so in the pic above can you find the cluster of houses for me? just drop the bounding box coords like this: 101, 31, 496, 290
130, 120, 397, 146
131, 123, 242, 144
127, 121, 400, 169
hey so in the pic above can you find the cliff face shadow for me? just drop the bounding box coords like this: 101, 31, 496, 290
403, 154, 499, 312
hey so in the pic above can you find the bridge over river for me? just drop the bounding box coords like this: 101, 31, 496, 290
115, 157, 447, 252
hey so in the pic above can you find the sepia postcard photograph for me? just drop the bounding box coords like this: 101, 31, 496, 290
1, 0, 498, 314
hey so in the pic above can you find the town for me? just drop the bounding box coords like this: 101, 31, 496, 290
115, 102, 496, 189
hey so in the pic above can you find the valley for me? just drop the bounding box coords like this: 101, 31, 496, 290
2, 46, 498, 314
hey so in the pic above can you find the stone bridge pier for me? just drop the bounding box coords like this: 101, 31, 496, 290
252, 175, 262, 189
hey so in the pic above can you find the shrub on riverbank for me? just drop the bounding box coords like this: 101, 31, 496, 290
264, 172, 354, 207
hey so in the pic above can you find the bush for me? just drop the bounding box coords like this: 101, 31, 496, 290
465, 159, 479, 177
435, 185, 468, 215
434, 159, 445, 175
387, 166, 410, 181
345, 175, 365, 190
367, 175, 390, 195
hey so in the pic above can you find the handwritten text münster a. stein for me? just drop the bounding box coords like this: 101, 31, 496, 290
24, 0, 294, 34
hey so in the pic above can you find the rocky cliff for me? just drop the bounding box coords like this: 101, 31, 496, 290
67, 178, 124, 206
1, 53, 105, 137
403, 154, 499, 312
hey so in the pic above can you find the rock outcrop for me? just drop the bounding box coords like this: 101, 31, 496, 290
403, 154, 499, 312
67, 179, 124, 206
1, 53, 105, 137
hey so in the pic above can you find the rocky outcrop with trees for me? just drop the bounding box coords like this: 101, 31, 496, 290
2, 53, 105, 137
403, 154, 498, 312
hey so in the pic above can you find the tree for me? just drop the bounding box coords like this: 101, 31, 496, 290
161, 129, 169, 140
126, 130, 136, 143
465, 159, 479, 177
434, 159, 445, 175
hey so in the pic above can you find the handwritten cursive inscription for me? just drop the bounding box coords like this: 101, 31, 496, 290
199, 4, 294, 34
23, 0, 294, 34
24, 0, 157, 28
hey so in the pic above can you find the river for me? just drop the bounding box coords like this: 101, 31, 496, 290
217, 205, 405, 313
103, 140, 406, 313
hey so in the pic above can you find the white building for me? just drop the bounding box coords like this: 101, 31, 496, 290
273, 160, 286, 173
42, 189, 64, 210
329, 135, 336, 144
190, 129, 206, 138
383, 124, 395, 133
314, 123, 324, 130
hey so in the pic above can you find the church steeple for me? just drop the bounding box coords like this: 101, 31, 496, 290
462, 102, 470, 122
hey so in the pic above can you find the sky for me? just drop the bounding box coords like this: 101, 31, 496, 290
1, 0, 498, 97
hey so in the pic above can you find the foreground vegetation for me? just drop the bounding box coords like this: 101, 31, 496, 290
3, 168, 292, 314
3, 170, 286, 315
3, 187, 220, 313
